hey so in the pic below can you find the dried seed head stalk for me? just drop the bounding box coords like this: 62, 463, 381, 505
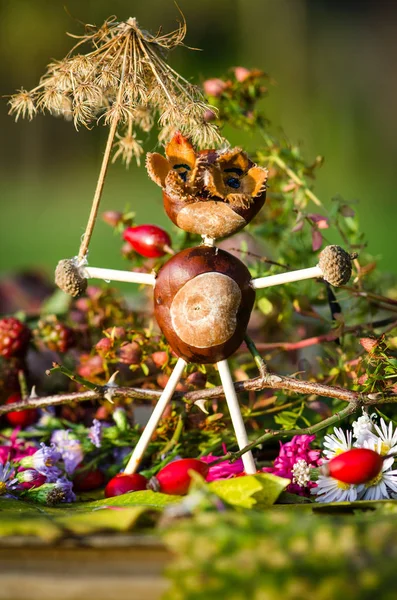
8, 15, 222, 164
9, 14, 222, 261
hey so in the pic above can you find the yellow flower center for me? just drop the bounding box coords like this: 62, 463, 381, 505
380, 442, 390, 456
334, 448, 345, 457
336, 480, 351, 490
0, 482, 6, 496
366, 472, 383, 488
45, 459, 53, 467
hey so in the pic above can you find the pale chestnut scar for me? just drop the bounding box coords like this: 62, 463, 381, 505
170, 273, 242, 348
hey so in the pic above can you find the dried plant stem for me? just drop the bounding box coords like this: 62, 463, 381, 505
77, 40, 129, 261
208, 401, 360, 467
2, 369, 397, 464
248, 317, 397, 353
260, 130, 322, 207
270, 154, 322, 207
2, 371, 396, 418
244, 334, 268, 378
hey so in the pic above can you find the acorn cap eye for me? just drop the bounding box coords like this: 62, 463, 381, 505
173, 163, 191, 182
226, 177, 241, 189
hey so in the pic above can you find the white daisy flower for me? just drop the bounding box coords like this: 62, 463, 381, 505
323, 427, 352, 460
361, 437, 394, 471
352, 410, 377, 446
372, 418, 397, 456
311, 474, 357, 503
356, 461, 397, 501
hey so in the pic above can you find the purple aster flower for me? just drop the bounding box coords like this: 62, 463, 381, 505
88, 419, 103, 448
263, 435, 322, 496
20, 443, 62, 482
0, 462, 18, 497
51, 430, 83, 475
25, 477, 76, 505
54, 477, 76, 503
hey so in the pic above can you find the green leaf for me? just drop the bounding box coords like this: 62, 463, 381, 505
276, 491, 312, 504
54, 506, 153, 534
257, 296, 273, 315
0, 492, 180, 540
0, 499, 60, 541
49, 490, 181, 513
41, 288, 72, 316
209, 473, 289, 509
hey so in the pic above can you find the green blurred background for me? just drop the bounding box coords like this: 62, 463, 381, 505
0, 0, 396, 281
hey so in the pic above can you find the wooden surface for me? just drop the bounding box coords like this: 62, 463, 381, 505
0, 536, 171, 600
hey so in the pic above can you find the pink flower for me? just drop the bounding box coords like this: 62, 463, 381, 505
308, 213, 329, 230
201, 445, 244, 482
0, 430, 38, 463
263, 435, 322, 496
203, 78, 230, 97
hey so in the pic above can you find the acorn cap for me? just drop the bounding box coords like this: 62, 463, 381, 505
318, 245, 356, 287
55, 259, 87, 297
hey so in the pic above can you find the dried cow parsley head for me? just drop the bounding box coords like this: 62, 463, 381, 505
8, 15, 222, 166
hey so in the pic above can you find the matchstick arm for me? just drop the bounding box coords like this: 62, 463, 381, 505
252, 245, 355, 291
55, 258, 156, 297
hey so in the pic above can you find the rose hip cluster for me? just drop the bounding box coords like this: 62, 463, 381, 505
104, 458, 209, 498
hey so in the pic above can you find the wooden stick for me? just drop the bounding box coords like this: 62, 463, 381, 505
251, 266, 323, 289
217, 359, 257, 475
124, 358, 187, 474
83, 266, 156, 286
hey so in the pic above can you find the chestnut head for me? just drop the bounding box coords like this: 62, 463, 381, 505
146, 132, 267, 239
154, 246, 255, 363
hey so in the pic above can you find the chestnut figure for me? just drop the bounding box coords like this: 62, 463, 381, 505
56, 132, 355, 480
154, 246, 255, 363
146, 133, 267, 239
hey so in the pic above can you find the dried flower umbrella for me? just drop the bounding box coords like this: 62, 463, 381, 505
8, 13, 222, 263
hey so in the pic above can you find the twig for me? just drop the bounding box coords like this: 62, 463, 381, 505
244, 334, 268, 378
77, 39, 130, 261
0, 387, 163, 416
208, 401, 360, 466
2, 368, 397, 418
342, 287, 397, 307
227, 248, 290, 271
249, 317, 397, 352
259, 128, 322, 207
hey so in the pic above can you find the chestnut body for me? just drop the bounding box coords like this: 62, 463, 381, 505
154, 246, 255, 363
163, 190, 266, 239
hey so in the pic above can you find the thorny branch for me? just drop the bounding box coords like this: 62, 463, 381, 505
1, 367, 396, 461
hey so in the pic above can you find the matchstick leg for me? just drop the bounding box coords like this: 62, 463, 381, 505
124, 358, 187, 474
217, 359, 257, 475
251, 266, 323, 290
83, 266, 156, 286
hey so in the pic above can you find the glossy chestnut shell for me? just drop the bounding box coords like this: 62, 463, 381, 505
163, 189, 266, 239
154, 246, 255, 363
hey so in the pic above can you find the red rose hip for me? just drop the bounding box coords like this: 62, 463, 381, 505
5, 394, 38, 428
123, 225, 172, 258
73, 467, 105, 492
149, 458, 209, 495
104, 473, 148, 497
323, 448, 384, 484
